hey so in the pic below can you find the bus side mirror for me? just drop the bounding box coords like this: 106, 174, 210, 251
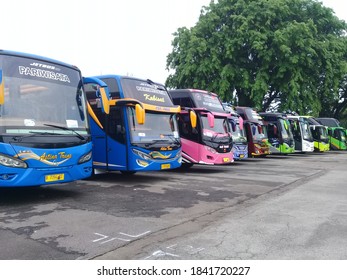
190, 110, 197, 128
0, 70, 4, 105
207, 112, 215, 128
230, 120, 236, 132
83, 77, 111, 114
238, 116, 244, 130
98, 87, 110, 114
258, 124, 263, 134
252, 125, 256, 135
135, 103, 145, 125
284, 120, 289, 130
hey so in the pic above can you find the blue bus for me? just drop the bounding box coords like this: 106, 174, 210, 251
83, 75, 182, 174
223, 103, 248, 160
0, 50, 92, 187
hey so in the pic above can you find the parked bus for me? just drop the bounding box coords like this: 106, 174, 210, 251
258, 112, 295, 154
0, 50, 92, 187
235, 107, 271, 157
83, 75, 182, 174
306, 117, 329, 152
286, 115, 314, 153
168, 89, 234, 167
223, 103, 248, 160
315, 117, 346, 150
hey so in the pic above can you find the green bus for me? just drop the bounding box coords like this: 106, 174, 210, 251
259, 112, 295, 154
315, 118, 346, 150
307, 117, 329, 152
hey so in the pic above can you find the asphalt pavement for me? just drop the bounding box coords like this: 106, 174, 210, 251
1, 151, 346, 260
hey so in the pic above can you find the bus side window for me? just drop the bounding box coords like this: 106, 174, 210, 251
333, 129, 340, 139
178, 114, 198, 141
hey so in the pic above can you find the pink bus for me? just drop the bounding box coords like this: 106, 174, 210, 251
168, 89, 234, 168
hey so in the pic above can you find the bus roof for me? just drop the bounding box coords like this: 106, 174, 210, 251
315, 117, 340, 127
259, 112, 288, 120
169, 88, 219, 97
0, 49, 81, 72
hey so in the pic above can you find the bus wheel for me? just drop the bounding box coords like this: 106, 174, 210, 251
120, 171, 137, 175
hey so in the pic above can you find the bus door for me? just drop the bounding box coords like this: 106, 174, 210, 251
104, 106, 128, 170
177, 113, 200, 163
266, 122, 281, 153
85, 81, 128, 171
244, 122, 256, 156
290, 120, 302, 151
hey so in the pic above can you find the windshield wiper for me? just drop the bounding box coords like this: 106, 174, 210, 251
161, 134, 180, 145
144, 139, 169, 148
210, 132, 228, 142
11, 131, 62, 142
44, 123, 85, 140
146, 79, 166, 91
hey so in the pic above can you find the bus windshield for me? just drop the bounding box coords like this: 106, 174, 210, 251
299, 118, 313, 141
319, 127, 329, 142
279, 118, 292, 139
251, 123, 267, 141
201, 115, 231, 142
0, 55, 88, 136
336, 129, 346, 142
230, 121, 246, 143
128, 109, 179, 145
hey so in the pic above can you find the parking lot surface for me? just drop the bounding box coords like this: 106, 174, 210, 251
1, 151, 346, 260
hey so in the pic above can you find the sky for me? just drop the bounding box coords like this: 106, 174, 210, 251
1, 0, 346, 84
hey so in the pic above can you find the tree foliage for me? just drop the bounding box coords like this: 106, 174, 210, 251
166, 0, 347, 118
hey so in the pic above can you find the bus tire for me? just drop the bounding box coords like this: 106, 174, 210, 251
120, 171, 137, 175
181, 163, 194, 169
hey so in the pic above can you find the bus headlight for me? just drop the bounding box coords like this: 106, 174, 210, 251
78, 151, 92, 164
0, 153, 27, 168
205, 146, 217, 154
132, 149, 152, 160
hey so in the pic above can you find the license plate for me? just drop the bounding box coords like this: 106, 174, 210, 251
223, 157, 230, 163
161, 163, 171, 170
240, 154, 244, 158
45, 173, 65, 182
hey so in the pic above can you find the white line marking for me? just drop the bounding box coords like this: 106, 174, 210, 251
93, 233, 108, 242
119, 231, 151, 238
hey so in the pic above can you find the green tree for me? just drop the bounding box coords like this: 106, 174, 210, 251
166, 0, 347, 117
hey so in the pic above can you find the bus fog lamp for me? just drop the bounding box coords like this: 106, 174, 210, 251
136, 159, 149, 167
